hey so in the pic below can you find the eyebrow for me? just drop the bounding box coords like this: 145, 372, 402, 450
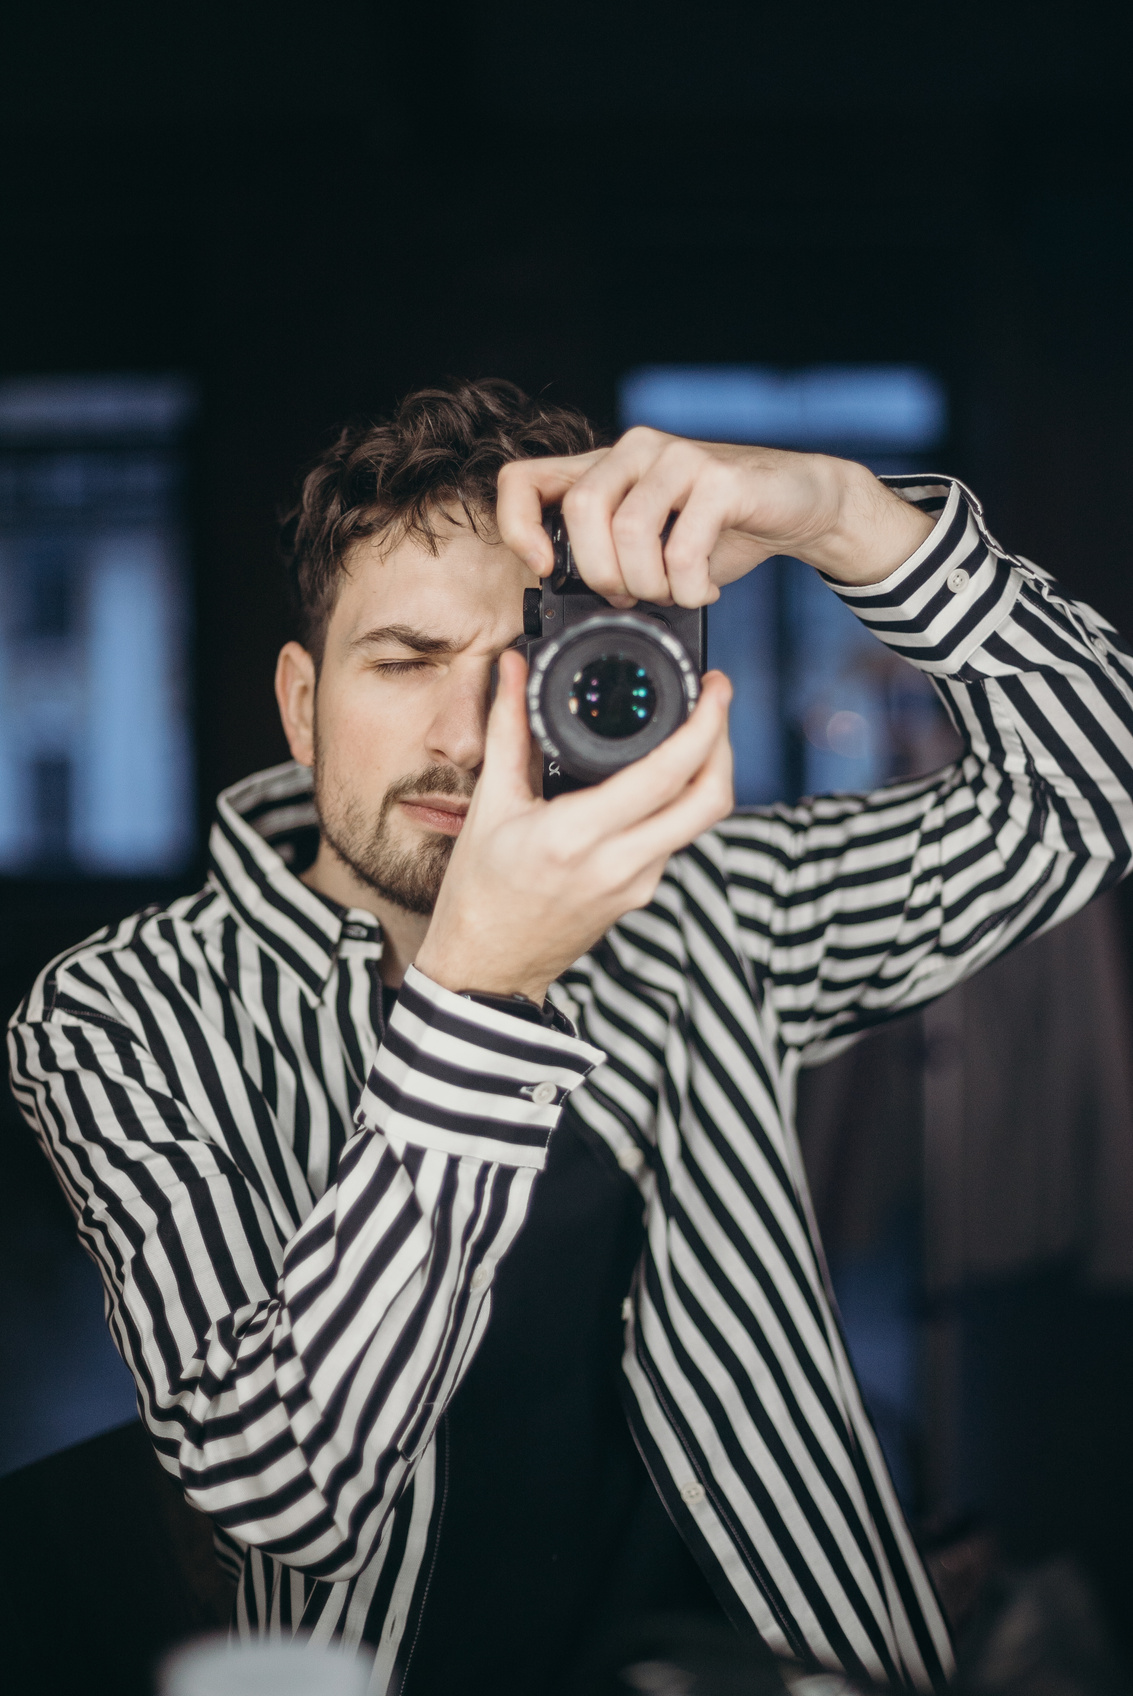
350, 624, 461, 656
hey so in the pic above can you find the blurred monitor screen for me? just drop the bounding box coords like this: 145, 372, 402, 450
620, 364, 946, 453
619, 364, 956, 806
0, 375, 195, 876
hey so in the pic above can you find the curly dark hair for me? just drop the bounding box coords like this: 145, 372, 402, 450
281, 378, 602, 662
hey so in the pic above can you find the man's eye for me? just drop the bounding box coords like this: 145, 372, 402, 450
375, 659, 430, 676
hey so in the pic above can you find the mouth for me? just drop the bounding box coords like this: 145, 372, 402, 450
398, 797, 470, 836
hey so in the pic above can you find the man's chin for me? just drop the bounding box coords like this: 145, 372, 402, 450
319, 813, 453, 918
388, 812, 460, 857
353, 854, 448, 918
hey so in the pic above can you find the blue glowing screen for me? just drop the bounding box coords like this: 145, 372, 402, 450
0, 376, 195, 875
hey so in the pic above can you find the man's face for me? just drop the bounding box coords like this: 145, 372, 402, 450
291, 515, 537, 914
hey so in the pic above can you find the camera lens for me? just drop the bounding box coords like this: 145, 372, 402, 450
569, 655, 657, 740
527, 610, 701, 784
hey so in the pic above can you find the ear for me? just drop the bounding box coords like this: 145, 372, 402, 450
275, 642, 317, 766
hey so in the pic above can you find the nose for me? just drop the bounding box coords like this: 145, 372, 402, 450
423, 664, 490, 774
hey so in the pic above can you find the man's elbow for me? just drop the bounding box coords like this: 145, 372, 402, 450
186, 1467, 406, 1583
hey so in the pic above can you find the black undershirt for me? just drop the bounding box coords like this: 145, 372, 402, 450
382, 987, 729, 1696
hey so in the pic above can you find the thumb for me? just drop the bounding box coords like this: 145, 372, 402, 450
479, 647, 537, 804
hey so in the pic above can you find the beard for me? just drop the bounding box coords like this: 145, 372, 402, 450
313, 756, 476, 917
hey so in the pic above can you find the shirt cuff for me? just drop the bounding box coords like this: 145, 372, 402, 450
821, 475, 1022, 676
355, 965, 607, 1169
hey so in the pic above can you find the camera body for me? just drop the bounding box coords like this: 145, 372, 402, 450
522, 507, 707, 795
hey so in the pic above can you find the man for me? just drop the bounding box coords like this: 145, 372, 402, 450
10, 379, 1133, 1696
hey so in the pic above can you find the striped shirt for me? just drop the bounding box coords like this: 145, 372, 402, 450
10, 476, 1133, 1694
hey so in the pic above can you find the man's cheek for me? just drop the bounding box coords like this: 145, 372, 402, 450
341, 710, 396, 789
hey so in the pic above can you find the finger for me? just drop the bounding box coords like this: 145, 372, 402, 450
559, 428, 672, 603
659, 458, 744, 606
666, 467, 771, 601
562, 671, 733, 838
496, 451, 607, 576
610, 440, 710, 605
615, 719, 734, 870
610, 487, 677, 605
477, 648, 537, 805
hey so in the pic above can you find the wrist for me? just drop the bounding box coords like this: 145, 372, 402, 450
802, 460, 935, 586
413, 942, 550, 1008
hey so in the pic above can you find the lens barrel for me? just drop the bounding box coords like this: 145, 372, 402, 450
527, 610, 700, 782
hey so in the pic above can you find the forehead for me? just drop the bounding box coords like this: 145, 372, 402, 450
329, 519, 537, 647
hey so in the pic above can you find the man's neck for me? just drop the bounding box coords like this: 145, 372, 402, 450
301, 840, 431, 989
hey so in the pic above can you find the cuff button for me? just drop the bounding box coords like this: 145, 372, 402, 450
617, 1144, 645, 1174
946, 567, 971, 594
530, 1080, 558, 1106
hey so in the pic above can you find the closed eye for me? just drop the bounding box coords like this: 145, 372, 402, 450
373, 659, 433, 676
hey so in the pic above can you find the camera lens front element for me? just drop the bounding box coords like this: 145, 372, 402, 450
527, 610, 699, 783
569, 655, 657, 740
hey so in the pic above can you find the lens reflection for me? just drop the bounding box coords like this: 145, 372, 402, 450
568, 655, 657, 739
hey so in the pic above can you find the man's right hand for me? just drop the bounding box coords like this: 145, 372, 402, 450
413, 649, 733, 1007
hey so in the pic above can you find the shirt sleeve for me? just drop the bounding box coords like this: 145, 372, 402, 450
6, 963, 604, 1580
716, 475, 1133, 1058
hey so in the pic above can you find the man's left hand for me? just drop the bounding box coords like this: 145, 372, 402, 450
496, 429, 934, 606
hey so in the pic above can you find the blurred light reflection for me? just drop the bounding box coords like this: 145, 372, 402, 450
0, 375, 195, 875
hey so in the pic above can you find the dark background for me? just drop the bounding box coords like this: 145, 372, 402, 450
2, 0, 1133, 1685
5, 1, 1133, 851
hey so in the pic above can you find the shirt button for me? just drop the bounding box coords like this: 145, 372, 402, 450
946, 567, 970, 594
621, 1296, 633, 1322
679, 1481, 705, 1504
530, 1080, 558, 1106
470, 1265, 491, 1291
617, 1145, 645, 1174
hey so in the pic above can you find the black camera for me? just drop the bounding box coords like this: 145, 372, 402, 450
521, 506, 707, 794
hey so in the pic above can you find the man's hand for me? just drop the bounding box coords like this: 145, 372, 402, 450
414, 650, 733, 1006
496, 429, 935, 607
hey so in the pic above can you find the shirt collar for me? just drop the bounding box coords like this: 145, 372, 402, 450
208, 760, 383, 1000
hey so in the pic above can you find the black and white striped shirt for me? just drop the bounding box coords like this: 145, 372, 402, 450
11, 477, 1133, 1693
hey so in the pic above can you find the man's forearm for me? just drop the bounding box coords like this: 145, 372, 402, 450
724, 474, 1133, 1058
8, 969, 601, 1578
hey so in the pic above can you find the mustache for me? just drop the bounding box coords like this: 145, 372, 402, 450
383, 766, 478, 808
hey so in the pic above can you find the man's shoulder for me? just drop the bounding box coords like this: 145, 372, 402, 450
10, 879, 228, 1034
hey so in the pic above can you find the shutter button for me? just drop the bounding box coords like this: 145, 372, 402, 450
946, 567, 970, 594
530, 1081, 558, 1106
470, 1265, 491, 1291
679, 1481, 705, 1504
